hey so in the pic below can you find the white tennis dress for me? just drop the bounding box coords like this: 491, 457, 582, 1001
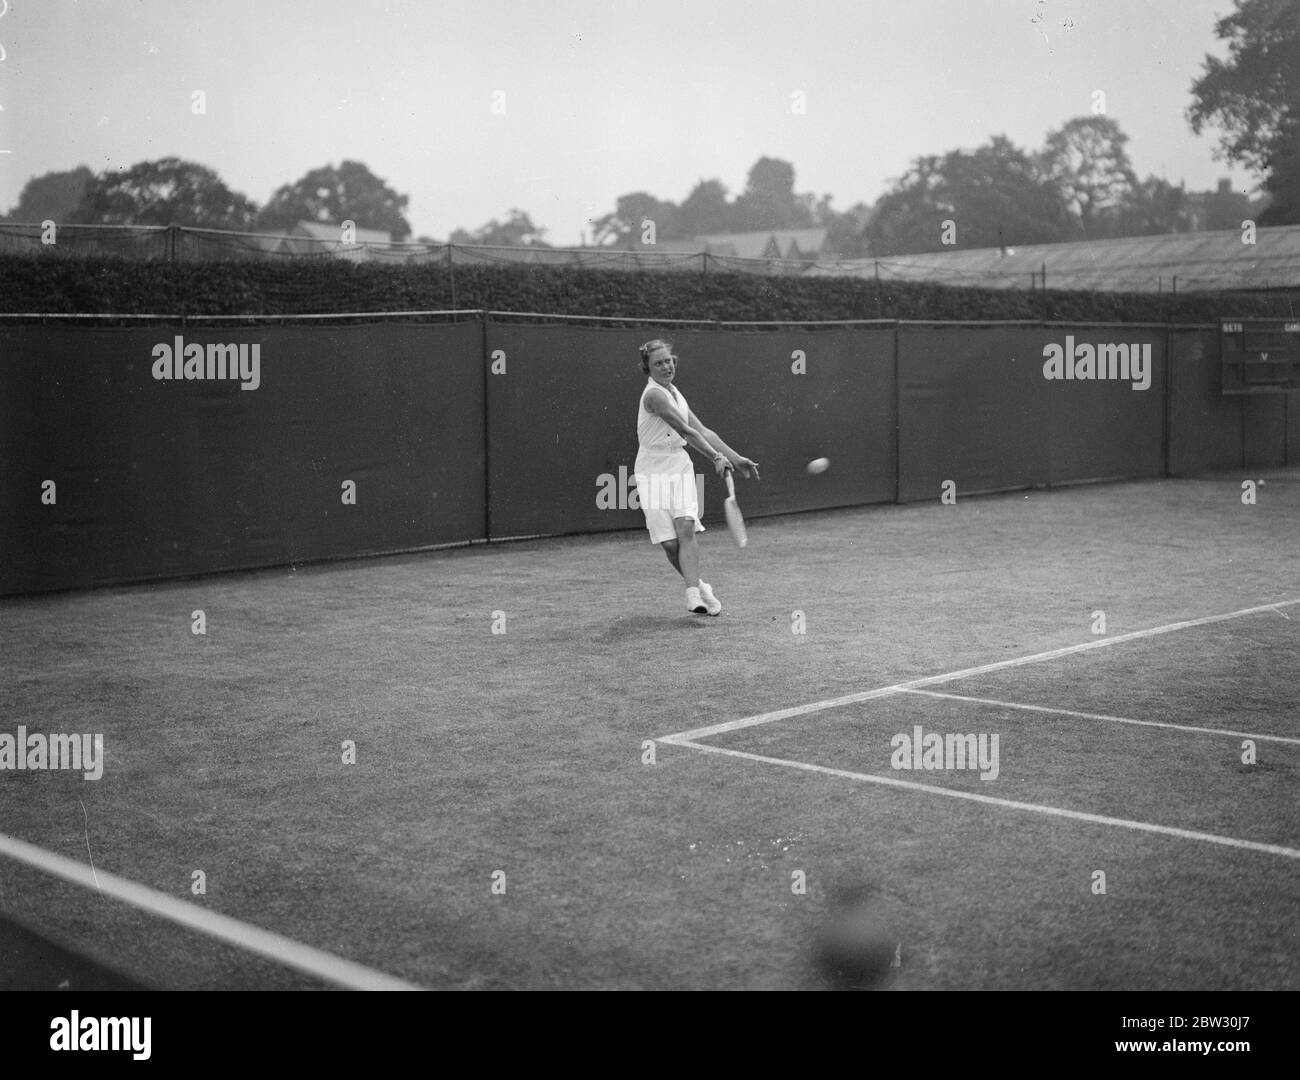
634, 378, 704, 544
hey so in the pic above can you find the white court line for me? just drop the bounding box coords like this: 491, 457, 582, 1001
657, 597, 1300, 744
0, 832, 423, 990
899, 688, 1300, 746
670, 740, 1300, 860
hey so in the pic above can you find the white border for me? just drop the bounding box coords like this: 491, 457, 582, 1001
665, 740, 1300, 859
900, 687, 1300, 746
655, 598, 1300, 859
658, 598, 1300, 744
0, 832, 423, 990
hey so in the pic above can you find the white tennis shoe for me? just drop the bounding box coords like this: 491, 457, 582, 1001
697, 581, 722, 616
685, 586, 708, 614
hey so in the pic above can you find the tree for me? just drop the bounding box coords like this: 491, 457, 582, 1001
257, 161, 411, 239
1187, 0, 1300, 175
821, 201, 874, 259
676, 179, 732, 238
799, 192, 837, 227
731, 156, 815, 231
862, 155, 944, 256
865, 136, 1076, 256
1188, 0, 1300, 224
71, 158, 258, 229
1256, 139, 1300, 224
449, 209, 549, 247
5, 166, 94, 223
590, 191, 680, 246
1099, 176, 1198, 237
1041, 116, 1139, 238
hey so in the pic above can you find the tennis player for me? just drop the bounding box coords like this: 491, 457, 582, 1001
634, 339, 759, 615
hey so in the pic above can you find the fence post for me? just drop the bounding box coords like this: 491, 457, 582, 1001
893, 322, 901, 504
1163, 324, 1174, 478
480, 308, 491, 542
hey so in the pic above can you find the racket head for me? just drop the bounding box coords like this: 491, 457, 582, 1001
723, 470, 747, 547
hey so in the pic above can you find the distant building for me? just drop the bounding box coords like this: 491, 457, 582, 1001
803, 222, 1300, 294
278, 220, 394, 258
612, 227, 828, 268
689, 227, 828, 261
1185, 179, 1262, 234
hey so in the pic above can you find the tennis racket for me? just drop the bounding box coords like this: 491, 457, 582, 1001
724, 471, 748, 548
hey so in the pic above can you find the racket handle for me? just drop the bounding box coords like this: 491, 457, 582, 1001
725, 471, 736, 499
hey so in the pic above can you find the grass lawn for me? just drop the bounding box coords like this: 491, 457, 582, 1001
1, 474, 1297, 989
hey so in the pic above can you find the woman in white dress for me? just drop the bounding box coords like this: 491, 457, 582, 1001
634, 339, 760, 615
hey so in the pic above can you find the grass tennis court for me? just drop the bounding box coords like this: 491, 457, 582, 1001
1, 473, 1297, 990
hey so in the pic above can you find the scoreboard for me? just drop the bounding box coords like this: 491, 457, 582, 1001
1220, 318, 1300, 394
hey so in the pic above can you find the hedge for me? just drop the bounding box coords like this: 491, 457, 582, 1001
0, 253, 1294, 324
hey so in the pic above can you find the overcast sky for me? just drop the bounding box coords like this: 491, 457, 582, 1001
0, 0, 1255, 244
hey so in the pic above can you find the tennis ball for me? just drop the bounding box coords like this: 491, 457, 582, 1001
807, 457, 831, 475
814, 900, 899, 990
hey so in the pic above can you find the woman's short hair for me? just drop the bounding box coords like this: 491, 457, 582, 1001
639, 339, 672, 372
